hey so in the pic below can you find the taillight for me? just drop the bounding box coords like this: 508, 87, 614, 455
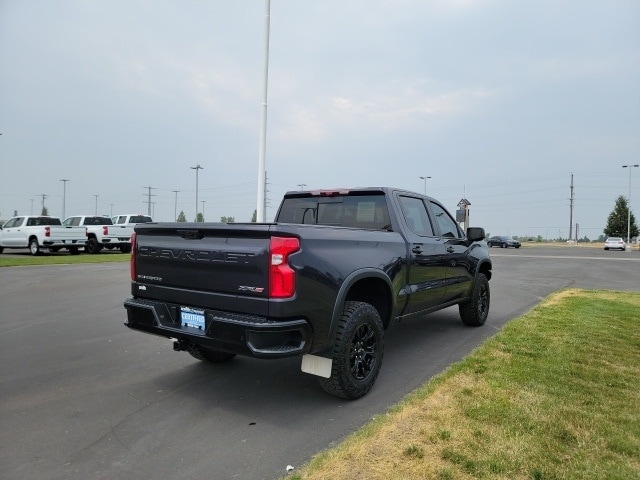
103, 226, 109, 235
45, 226, 50, 237
130, 233, 137, 281
269, 236, 300, 298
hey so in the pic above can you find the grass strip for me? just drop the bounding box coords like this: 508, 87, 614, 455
287, 289, 640, 480
0, 253, 130, 267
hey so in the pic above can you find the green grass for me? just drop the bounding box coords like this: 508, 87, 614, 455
287, 289, 640, 479
0, 252, 130, 267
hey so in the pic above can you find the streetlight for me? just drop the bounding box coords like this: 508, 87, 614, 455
191, 164, 203, 222
93, 195, 99, 215
256, 0, 271, 223
60, 179, 69, 219
298, 183, 307, 190
201, 200, 206, 221
622, 164, 639, 244
419, 176, 431, 195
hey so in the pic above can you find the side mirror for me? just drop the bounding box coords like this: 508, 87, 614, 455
466, 227, 485, 243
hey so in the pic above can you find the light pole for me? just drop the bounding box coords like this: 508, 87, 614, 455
419, 176, 431, 195
191, 164, 203, 222
201, 200, 206, 221
93, 195, 99, 215
298, 183, 307, 190
622, 164, 639, 244
60, 179, 69, 219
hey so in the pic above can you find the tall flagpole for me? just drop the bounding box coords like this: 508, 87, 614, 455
256, 0, 271, 222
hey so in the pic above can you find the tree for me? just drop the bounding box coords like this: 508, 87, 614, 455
220, 216, 235, 223
604, 195, 638, 239
177, 210, 187, 222
41, 206, 48, 216
251, 210, 257, 223
196, 212, 204, 222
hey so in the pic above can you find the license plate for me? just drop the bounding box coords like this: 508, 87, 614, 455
180, 307, 205, 330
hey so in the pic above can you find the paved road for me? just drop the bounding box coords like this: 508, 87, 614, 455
0, 247, 638, 480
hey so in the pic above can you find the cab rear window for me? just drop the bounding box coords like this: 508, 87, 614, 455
277, 194, 391, 230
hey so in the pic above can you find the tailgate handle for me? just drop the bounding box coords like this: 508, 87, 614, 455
177, 229, 203, 240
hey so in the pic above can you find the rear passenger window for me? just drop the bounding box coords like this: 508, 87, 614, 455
398, 196, 434, 236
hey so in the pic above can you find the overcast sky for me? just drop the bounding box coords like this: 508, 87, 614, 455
1, 1, 639, 239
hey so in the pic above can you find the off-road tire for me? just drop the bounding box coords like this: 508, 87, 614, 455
188, 345, 236, 363
459, 272, 490, 326
319, 301, 384, 400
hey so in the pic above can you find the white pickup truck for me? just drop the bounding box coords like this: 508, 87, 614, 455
0, 216, 87, 255
108, 214, 154, 253
63, 215, 132, 254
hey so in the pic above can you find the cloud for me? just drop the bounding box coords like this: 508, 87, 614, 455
274, 79, 492, 143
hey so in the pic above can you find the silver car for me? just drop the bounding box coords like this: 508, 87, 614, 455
604, 237, 626, 251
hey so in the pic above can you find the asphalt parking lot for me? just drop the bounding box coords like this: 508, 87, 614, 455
0, 246, 638, 479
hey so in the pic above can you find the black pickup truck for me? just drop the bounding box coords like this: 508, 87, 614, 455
124, 187, 492, 399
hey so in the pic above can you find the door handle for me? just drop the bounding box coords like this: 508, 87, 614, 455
446, 247, 455, 253
412, 245, 423, 254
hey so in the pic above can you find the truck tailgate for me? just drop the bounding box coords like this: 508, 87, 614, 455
51, 226, 86, 240
133, 225, 271, 298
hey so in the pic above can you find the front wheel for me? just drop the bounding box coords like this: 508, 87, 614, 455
29, 238, 41, 256
459, 273, 490, 326
319, 301, 384, 400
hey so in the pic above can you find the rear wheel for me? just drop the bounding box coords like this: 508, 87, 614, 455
188, 345, 236, 363
319, 301, 384, 400
86, 237, 102, 254
29, 238, 41, 256
459, 273, 490, 326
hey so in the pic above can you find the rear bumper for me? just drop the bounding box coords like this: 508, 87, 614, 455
42, 239, 86, 247
124, 297, 312, 358
102, 236, 131, 245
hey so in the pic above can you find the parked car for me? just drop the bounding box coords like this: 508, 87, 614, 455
487, 236, 521, 248
604, 237, 626, 251
108, 214, 154, 253
63, 215, 132, 254
0, 216, 86, 255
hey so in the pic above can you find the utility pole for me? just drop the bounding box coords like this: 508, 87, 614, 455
622, 164, 639, 244
172, 190, 180, 221
60, 179, 69, 219
568, 174, 574, 240
40, 194, 47, 215
143, 186, 156, 217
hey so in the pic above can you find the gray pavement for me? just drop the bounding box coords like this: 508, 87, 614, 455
0, 246, 638, 479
